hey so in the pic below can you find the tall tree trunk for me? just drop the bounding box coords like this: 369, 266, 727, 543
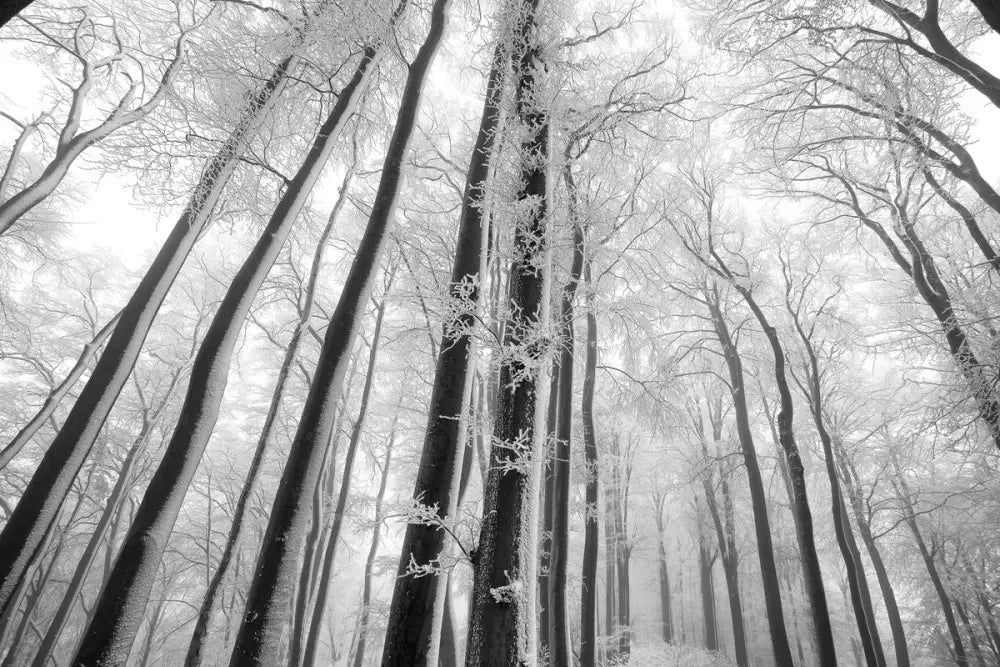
604, 483, 618, 665
183, 165, 354, 667
783, 302, 883, 666
0, 310, 121, 470
579, 258, 600, 667
72, 36, 385, 664
698, 517, 718, 652
229, 0, 448, 656
539, 364, 559, 660
352, 418, 397, 667
836, 444, 910, 667
466, 4, 550, 660
379, 14, 510, 664
612, 450, 630, 660
704, 286, 794, 666
892, 463, 968, 666
710, 265, 837, 665
0, 1, 33, 29
30, 354, 194, 667
0, 52, 297, 620
301, 279, 393, 666
543, 163, 585, 666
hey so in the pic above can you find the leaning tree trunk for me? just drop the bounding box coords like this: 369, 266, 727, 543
716, 270, 837, 666
352, 418, 397, 667
183, 165, 354, 667
230, 2, 448, 659
892, 464, 969, 666
790, 313, 886, 667
29, 353, 194, 667
71, 36, 385, 665
0, 1, 33, 29
380, 25, 507, 662
466, 4, 550, 661
300, 279, 393, 666
0, 310, 121, 470
580, 258, 601, 667
0, 52, 297, 620
704, 286, 794, 666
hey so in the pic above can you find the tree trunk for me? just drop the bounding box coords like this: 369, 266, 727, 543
30, 355, 193, 667
698, 522, 718, 652
183, 165, 354, 667
718, 272, 837, 665
784, 304, 882, 666
379, 16, 511, 665
229, 1, 448, 657
836, 444, 910, 667
604, 485, 618, 665
704, 286, 794, 666
580, 259, 600, 667
301, 280, 393, 666
352, 418, 397, 667
892, 465, 968, 666
72, 36, 384, 664
0, 1, 33, 29
0, 52, 296, 620
0, 310, 121, 470
466, 5, 550, 660
539, 363, 559, 660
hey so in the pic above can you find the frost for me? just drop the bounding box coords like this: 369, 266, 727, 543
488, 572, 523, 605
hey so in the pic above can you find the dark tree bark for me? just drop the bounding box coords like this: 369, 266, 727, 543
702, 253, 837, 665
0, 0, 32, 29
352, 418, 397, 667
466, 3, 549, 660
697, 514, 718, 652
704, 286, 794, 666
72, 36, 383, 664
892, 461, 968, 666
788, 304, 887, 667
379, 13, 513, 664
969, 0, 1000, 34
545, 163, 586, 667
184, 168, 354, 667
0, 52, 297, 620
29, 353, 195, 667
539, 366, 559, 660
300, 279, 393, 666
230, 2, 448, 657
579, 258, 600, 667
0, 310, 121, 470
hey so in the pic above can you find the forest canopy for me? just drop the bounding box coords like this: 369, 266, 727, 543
0, 0, 999, 665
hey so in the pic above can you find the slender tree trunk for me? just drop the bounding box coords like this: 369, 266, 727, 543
785, 307, 883, 666
715, 272, 837, 665
0, 52, 297, 620
604, 485, 618, 665
380, 17, 509, 665
183, 165, 354, 667
539, 365, 558, 660
580, 259, 600, 667
698, 523, 718, 652
892, 465, 968, 666
656, 529, 673, 644
0, 310, 121, 470
230, 1, 448, 658
30, 356, 193, 667
545, 165, 585, 667
704, 286, 794, 666
301, 280, 393, 666
352, 419, 397, 667
836, 445, 910, 667
612, 458, 630, 660
72, 37, 384, 664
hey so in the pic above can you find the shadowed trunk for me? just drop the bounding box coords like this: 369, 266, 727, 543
228, 7, 447, 652
0, 52, 297, 621
580, 258, 600, 667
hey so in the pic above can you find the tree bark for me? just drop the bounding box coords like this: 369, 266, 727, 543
229, 4, 447, 653
0, 0, 33, 29
466, 4, 550, 660
579, 258, 600, 667
704, 286, 794, 666
352, 418, 397, 667
183, 165, 354, 667
300, 281, 393, 666
379, 17, 512, 665
0, 52, 296, 620
72, 37, 383, 665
